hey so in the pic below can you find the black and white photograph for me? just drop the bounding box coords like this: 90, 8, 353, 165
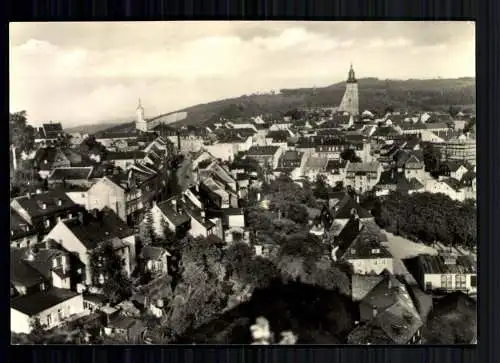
10, 21, 476, 345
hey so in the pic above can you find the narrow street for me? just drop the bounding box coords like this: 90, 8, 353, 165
176, 155, 194, 192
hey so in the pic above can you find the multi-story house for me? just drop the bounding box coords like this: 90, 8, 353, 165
43, 208, 136, 287
344, 161, 383, 194
33, 147, 71, 179
10, 247, 85, 334
404, 253, 477, 295
10, 190, 85, 240
10, 208, 38, 248
246, 146, 282, 170
87, 174, 144, 225
104, 151, 146, 170
347, 273, 424, 344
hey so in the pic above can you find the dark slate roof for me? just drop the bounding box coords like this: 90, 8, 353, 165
352, 274, 384, 301
441, 160, 467, 172
11, 249, 44, 287
34, 147, 68, 170
442, 178, 463, 191
10, 208, 36, 239
404, 254, 477, 275
157, 199, 191, 227
341, 224, 393, 260
105, 151, 146, 161
12, 191, 79, 219
280, 150, 303, 162
140, 246, 169, 260
23, 248, 69, 281
325, 159, 347, 171
332, 194, 372, 220
11, 287, 80, 316
41, 123, 63, 138
372, 126, 401, 137
247, 146, 279, 156
63, 208, 133, 250
49, 167, 93, 181
266, 130, 291, 142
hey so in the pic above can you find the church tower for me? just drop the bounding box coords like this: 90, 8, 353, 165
338, 64, 359, 116
135, 98, 148, 132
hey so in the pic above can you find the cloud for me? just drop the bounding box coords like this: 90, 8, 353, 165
9, 22, 475, 126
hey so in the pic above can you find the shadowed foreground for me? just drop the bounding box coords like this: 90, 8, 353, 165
177, 279, 358, 344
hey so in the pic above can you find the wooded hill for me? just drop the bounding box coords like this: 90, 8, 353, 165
172, 77, 475, 126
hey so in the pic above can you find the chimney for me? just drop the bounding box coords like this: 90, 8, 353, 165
11, 145, 17, 171
78, 211, 84, 224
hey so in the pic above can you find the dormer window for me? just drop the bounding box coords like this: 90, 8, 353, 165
57, 199, 62, 206
41, 203, 47, 210
45, 219, 51, 228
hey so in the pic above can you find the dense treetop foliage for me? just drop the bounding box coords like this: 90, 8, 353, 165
372, 191, 476, 247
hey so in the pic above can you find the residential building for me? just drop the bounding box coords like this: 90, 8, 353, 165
334, 218, 394, 275
344, 161, 383, 194
439, 134, 476, 166
10, 190, 84, 239
34, 122, 64, 146
104, 151, 146, 170
139, 246, 170, 276
348, 273, 423, 344
87, 175, 143, 224
246, 146, 282, 170
43, 208, 136, 286
10, 208, 38, 248
404, 254, 477, 295
11, 287, 85, 334
33, 147, 71, 179
47, 167, 94, 188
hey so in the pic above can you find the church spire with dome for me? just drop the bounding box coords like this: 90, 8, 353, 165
347, 63, 357, 83
135, 97, 148, 132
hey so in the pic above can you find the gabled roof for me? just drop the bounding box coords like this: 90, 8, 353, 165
140, 245, 170, 260
12, 191, 79, 219
11, 287, 80, 316
345, 161, 381, 174
49, 167, 94, 181
304, 156, 328, 170
332, 194, 372, 220
247, 145, 280, 156
11, 249, 45, 287
352, 274, 384, 301
442, 177, 463, 191
341, 224, 392, 260
105, 151, 146, 161
62, 208, 133, 250
404, 254, 476, 275
156, 199, 191, 227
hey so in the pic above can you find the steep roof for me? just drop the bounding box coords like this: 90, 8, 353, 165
140, 246, 170, 260
247, 145, 279, 156
11, 249, 44, 287
157, 199, 191, 227
11, 287, 80, 316
63, 208, 133, 250
49, 167, 93, 181
404, 254, 477, 275
340, 224, 392, 260
12, 191, 79, 219
345, 161, 380, 174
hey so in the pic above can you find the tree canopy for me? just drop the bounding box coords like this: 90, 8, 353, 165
375, 191, 476, 247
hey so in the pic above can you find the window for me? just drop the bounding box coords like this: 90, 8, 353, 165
44, 219, 51, 228
470, 275, 477, 287
46, 314, 52, 326
441, 274, 453, 289
58, 308, 64, 321
455, 274, 467, 289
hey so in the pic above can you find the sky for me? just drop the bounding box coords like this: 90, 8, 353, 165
10, 21, 475, 127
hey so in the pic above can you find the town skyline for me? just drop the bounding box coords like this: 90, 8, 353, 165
10, 21, 475, 126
